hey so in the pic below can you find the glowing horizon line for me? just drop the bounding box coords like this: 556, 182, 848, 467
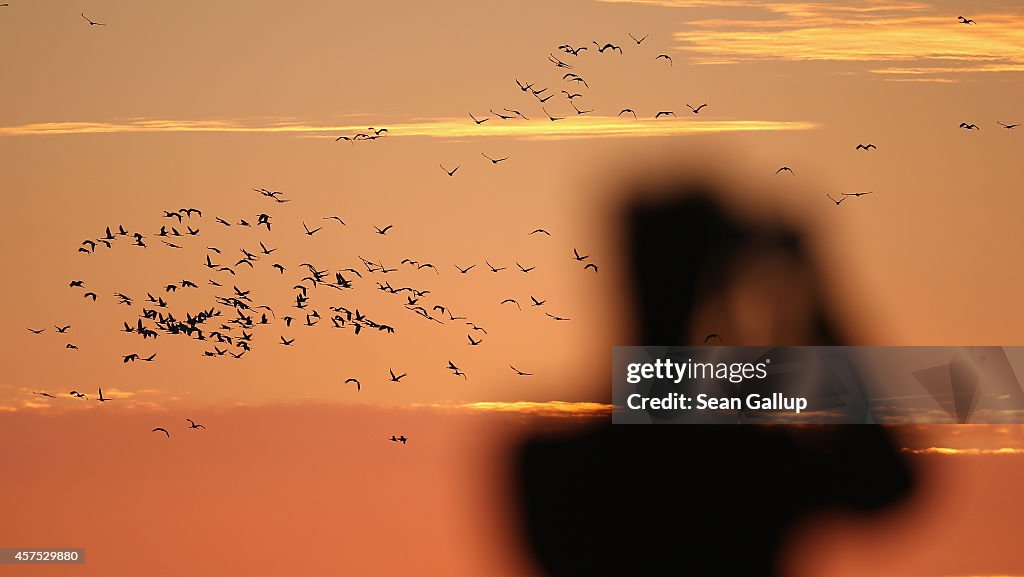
1, 396, 613, 417
456, 400, 613, 416
409, 400, 613, 416
901, 447, 1024, 455
0, 116, 820, 140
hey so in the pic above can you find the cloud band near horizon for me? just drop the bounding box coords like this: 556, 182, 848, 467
0, 117, 818, 140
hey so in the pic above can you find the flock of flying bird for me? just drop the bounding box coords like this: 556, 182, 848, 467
14, 8, 1018, 443
317, 15, 1010, 207
28, 182, 597, 443
455, 35, 712, 126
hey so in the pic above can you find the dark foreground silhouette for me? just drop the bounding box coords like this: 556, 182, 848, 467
517, 183, 915, 577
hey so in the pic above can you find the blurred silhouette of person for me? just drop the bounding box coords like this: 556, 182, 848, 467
516, 180, 915, 577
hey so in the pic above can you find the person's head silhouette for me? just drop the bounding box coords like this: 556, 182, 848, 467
517, 182, 914, 577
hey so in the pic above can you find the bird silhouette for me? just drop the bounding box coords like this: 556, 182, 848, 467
564, 74, 589, 88
389, 369, 407, 382
447, 359, 466, 373
571, 101, 593, 115
482, 153, 508, 164
997, 121, 1019, 129
776, 166, 794, 175
152, 427, 170, 437
593, 41, 622, 54
81, 13, 105, 26
542, 107, 564, 122
957, 15, 976, 24
440, 165, 460, 176
511, 365, 532, 376
855, 143, 877, 150
826, 194, 847, 205
548, 54, 572, 69
686, 103, 708, 114
959, 122, 980, 130
503, 108, 529, 120
345, 378, 361, 392
186, 418, 205, 429
501, 298, 522, 310
656, 54, 672, 65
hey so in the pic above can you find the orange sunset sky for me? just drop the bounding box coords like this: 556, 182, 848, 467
2, 0, 1024, 575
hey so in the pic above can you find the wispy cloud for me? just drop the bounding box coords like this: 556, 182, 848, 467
0, 116, 817, 140
881, 77, 957, 83
422, 400, 612, 417
599, 0, 1024, 79
902, 447, 1024, 455
0, 383, 167, 412
460, 401, 612, 416
601, 0, 934, 18
871, 63, 1024, 75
